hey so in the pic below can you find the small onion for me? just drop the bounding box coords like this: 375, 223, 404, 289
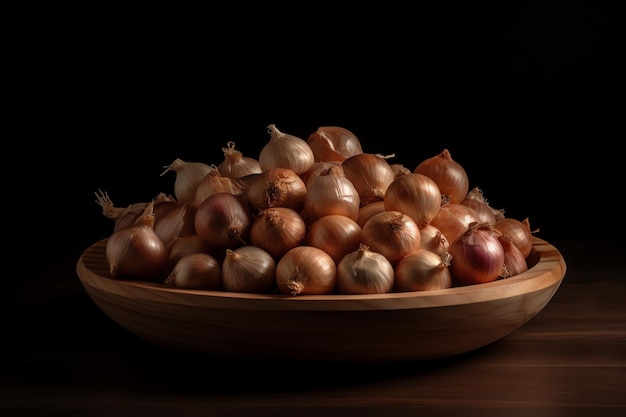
193, 164, 246, 207
222, 246, 276, 293
419, 224, 450, 255
413, 148, 469, 204
217, 141, 263, 180
306, 125, 363, 162
306, 214, 362, 264
153, 202, 197, 246
449, 222, 505, 286
384, 173, 441, 229
105, 202, 169, 281
360, 210, 421, 265
167, 234, 225, 272
394, 250, 453, 292
165, 253, 222, 290
259, 124, 315, 175
276, 246, 337, 296
161, 158, 213, 204
498, 234, 529, 278
336, 244, 395, 294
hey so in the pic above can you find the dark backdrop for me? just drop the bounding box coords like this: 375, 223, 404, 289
18, 2, 624, 251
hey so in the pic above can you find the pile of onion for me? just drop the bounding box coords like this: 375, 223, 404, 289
97, 124, 538, 295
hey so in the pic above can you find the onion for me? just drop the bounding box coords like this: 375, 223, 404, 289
342, 153, 395, 206
394, 250, 453, 292
493, 217, 535, 258
217, 141, 263, 180
193, 164, 246, 207
356, 200, 386, 228
276, 246, 337, 296
419, 224, 450, 255
245, 167, 307, 212
460, 187, 497, 225
194, 192, 253, 249
449, 222, 505, 286
413, 148, 469, 204
165, 253, 222, 290
250, 207, 306, 260
430, 203, 480, 246
384, 172, 441, 229
498, 234, 529, 278
306, 125, 363, 162
167, 234, 225, 272
306, 214, 362, 264
336, 244, 395, 294
222, 246, 276, 293
161, 158, 213, 204
259, 124, 314, 175
360, 210, 421, 265
105, 202, 169, 281
304, 165, 360, 222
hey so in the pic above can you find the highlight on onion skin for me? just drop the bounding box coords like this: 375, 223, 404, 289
413, 148, 469, 205
449, 222, 505, 286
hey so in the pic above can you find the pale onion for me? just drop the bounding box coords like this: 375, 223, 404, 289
153, 202, 197, 246
336, 244, 395, 294
493, 217, 535, 258
167, 234, 225, 273
304, 165, 360, 222
430, 203, 480, 246
306, 214, 362, 264
413, 148, 469, 204
193, 164, 246, 207
449, 222, 505, 286
161, 158, 213, 204
300, 161, 342, 189
460, 187, 497, 225
194, 192, 253, 249
360, 210, 421, 265
245, 167, 307, 212
164, 253, 222, 290
105, 202, 169, 281
498, 234, 529, 278
276, 246, 337, 296
250, 207, 306, 260
394, 250, 453, 292
217, 141, 262, 179
306, 125, 363, 162
384, 172, 441, 229
342, 153, 396, 206
222, 245, 276, 294
419, 224, 450, 255
259, 124, 315, 175
356, 200, 386, 228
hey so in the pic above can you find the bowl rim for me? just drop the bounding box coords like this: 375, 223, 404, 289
77, 236, 567, 311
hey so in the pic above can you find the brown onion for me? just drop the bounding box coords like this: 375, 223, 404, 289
276, 246, 337, 296
356, 200, 386, 228
194, 192, 253, 249
360, 210, 421, 265
306, 214, 362, 264
165, 253, 222, 290
167, 234, 225, 272
336, 244, 395, 294
304, 165, 360, 222
342, 153, 395, 206
193, 165, 246, 207
245, 167, 307, 212
222, 246, 276, 293
306, 125, 363, 162
449, 222, 505, 286
259, 124, 315, 175
217, 141, 263, 180
460, 187, 497, 225
498, 234, 529, 278
430, 203, 480, 246
413, 148, 469, 204
493, 217, 535, 258
250, 207, 306, 260
384, 173, 441, 229
394, 250, 453, 292
419, 224, 450, 255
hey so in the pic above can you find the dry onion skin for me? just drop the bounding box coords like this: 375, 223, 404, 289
413, 148, 469, 205
222, 245, 276, 293
449, 222, 505, 286
217, 141, 263, 180
384, 172, 442, 230
306, 125, 363, 162
160, 158, 213, 204
259, 124, 314, 175
276, 246, 337, 296
394, 250, 453, 292
165, 253, 222, 290
360, 210, 421, 266
337, 244, 395, 294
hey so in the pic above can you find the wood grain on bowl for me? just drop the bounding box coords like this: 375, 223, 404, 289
76, 237, 566, 363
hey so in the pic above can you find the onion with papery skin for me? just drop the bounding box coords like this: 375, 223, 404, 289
153, 202, 197, 246
336, 244, 395, 294
259, 124, 315, 175
360, 210, 421, 265
250, 207, 306, 260
493, 217, 535, 258
300, 161, 343, 189
194, 192, 253, 249
449, 222, 505, 286
304, 165, 360, 222
165, 253, 222, 290
430, 203, 480, 246
245, 167, 307, 212
384, 173, 441, 230
498, 234, 529, 278
306, 125, 363, 162
222, 246, 276, 293
167, 234, 225, 273
356, 200, 386, 228
217, 141, 263, 180
105, 202, 169, 281
414, 149, 469, 205
307, 214, 362, 264
394, 250, 453, 292
342, 153, 396, 206
419, 224, 450, 255
161, 158, 213, 204
460, 187, 497, 225
276, 246, 337, 296
95, 190, 177, 232
193, 164, 246, 207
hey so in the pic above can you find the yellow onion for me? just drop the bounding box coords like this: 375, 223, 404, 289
276, 246, 337, 296
360, 210, 421, 266
250, 207, 306, 260
304, 165, 360, 222
306, 214, 362, 264
217, 141, 262, 179
384, 172, 441, 229
419, 224, 450, 255
394, 250, 453, 292
222, 245, 276, 293
193, 164, 246, 207
342, 153, 395, 206
245, 167, 307, 212
413, 148, 469, 204
356, 200, 386, 228
306, 125, 363, 162
430, 203, 480, 246
164, 253, 222, 290
259, 124, 314, 175
493, 217, 535, 258
449, 222, 504, 286
161, 158, 213, 204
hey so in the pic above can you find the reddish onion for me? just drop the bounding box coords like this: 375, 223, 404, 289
498, 234, 529, 278
449, 222, 505, 286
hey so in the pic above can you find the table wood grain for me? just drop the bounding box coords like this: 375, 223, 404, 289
3, 239, 625, 416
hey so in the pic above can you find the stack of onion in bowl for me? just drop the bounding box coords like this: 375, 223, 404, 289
95, 123, 537, 296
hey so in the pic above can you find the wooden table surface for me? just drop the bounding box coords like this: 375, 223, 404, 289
3, 239, 625, 416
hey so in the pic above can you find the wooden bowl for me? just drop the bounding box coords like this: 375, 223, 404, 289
76, 237, 566, 363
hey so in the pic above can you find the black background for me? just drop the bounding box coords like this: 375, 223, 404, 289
14, 1, 625, 253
